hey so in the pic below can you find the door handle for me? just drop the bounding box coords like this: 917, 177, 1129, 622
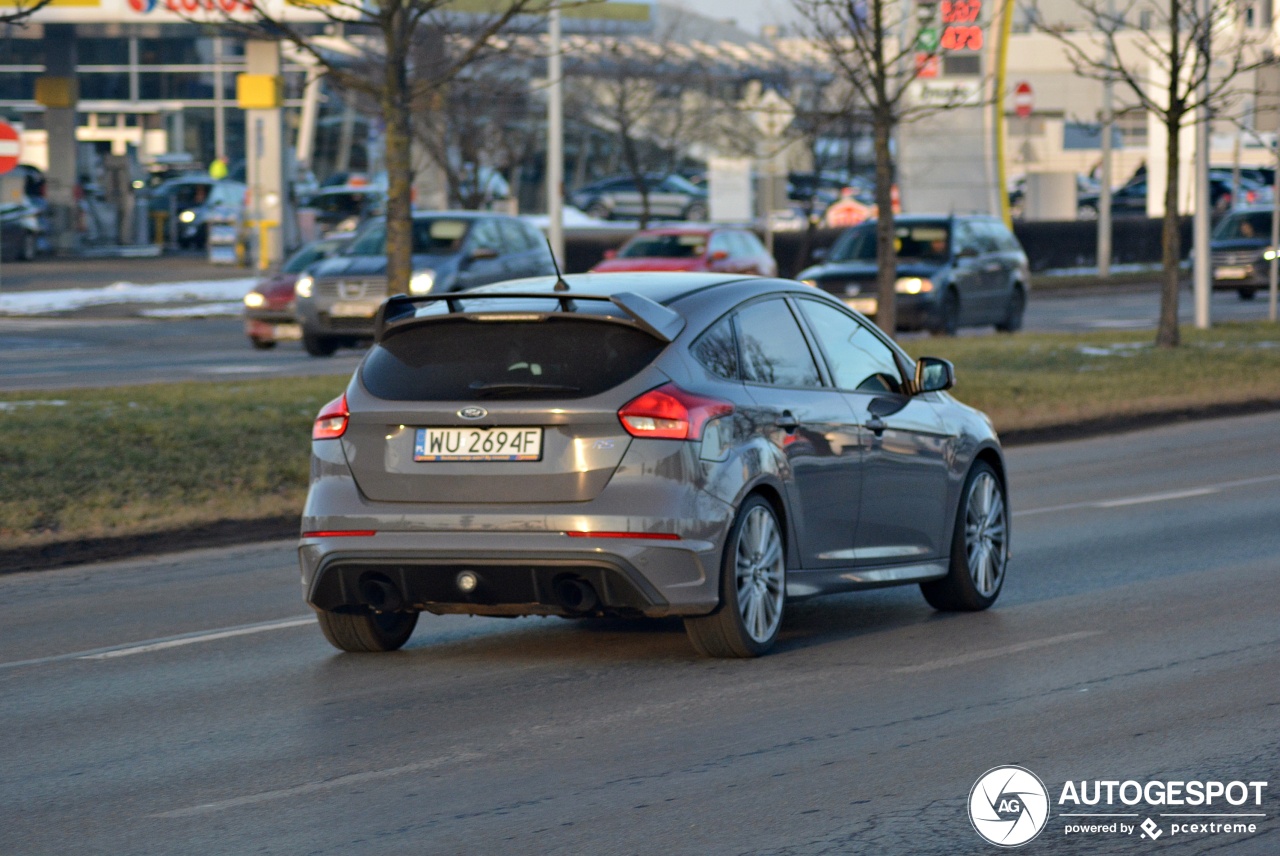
775, 411, 799, 432
865, 415, 886, 436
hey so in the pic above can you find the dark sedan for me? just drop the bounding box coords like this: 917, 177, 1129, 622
298, 273, 1009, 657
1209, 206, 1277, 299
797, 215, 1031, 335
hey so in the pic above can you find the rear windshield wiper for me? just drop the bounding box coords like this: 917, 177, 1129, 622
469, 381, 582, 398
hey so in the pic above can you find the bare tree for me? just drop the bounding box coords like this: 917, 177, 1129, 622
1034, 1, 1268, 347
568, 28, 718, 227
241, 0, 550, 294
794, 0, 970, 335
0, 0, 52, 25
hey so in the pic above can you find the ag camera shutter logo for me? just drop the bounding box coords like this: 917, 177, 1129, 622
969, 765, 1050, 847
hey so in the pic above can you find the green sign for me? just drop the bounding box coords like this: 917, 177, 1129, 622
916, 27, 940, 52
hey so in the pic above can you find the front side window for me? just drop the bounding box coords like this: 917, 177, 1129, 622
619, 233, 708, 259
734, 299, 822, 388
796, 299, 902, 393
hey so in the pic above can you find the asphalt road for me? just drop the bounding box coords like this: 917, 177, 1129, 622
0, 286, 1276, 392
1, 413, 1276, 855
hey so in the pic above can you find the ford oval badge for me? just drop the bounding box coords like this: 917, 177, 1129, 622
458, 406, 488, 420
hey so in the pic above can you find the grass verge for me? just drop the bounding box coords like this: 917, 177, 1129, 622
1, 322, 1278, 555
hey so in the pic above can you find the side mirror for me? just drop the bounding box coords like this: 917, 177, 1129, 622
603, 248, 617, 260
956, 246, 980, 260
710, 249, 729, 262
914, 357, 955, 393
469, 246, 500, 261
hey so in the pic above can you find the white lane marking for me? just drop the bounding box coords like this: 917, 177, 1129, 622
152, 751, 484, 818
892, 630, 1103, 674
0, 616, 315, 670
79, 617, 315, 660
1014, 473, 1280, 518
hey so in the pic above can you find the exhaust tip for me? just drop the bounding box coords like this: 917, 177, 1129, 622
358, 573, 405, 612
553, 576, 599, 614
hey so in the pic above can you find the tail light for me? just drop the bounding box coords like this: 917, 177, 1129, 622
1246, 189, 1258, 204
618, 383, 733, 440
313, 393, 349, 440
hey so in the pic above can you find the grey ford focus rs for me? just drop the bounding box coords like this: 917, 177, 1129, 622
298, 273, 1009, 658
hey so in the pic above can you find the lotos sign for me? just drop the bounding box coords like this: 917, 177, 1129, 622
31, 0, 341, 23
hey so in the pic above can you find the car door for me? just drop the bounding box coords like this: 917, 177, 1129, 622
949, 220, 986, 325
732, 297, 865, 570
793, 297, 953, 565
453, 218, 510, 291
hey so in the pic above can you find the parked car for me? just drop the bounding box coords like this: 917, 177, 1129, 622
797, 214, 1031, 335
570, 174, 708, 222
0, 198, 45, 261
148, 176, 246, 248
301, 186, 386, 236
294, 211, 556, 356
590, 226, 777, 276
1208, 205, 1278, 300
243, 236, 350, 349
299, 272, 1008, 656
1077, 172, 1269, 220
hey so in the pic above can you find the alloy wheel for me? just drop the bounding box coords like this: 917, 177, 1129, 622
734, 505, 785, 644
964, 471, 1007, 597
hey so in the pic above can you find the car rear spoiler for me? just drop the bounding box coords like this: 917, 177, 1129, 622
373, 291, 686, 343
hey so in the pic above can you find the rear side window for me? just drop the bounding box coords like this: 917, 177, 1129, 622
361, 318, 666, 401
691, 316, 738, 379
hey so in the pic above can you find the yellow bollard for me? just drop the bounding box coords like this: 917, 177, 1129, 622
151, 211, 167, 247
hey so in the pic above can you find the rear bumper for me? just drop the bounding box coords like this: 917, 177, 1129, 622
298, 530, 723, 618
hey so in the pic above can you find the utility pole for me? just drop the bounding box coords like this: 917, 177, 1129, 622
1097, 0, 1115, 279
1192, 0, 1212, 329
546, 3, 564, 266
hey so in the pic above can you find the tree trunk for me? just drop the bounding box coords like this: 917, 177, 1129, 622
873, 105, 897, 336
383, 19, 414, 296
1156, 109, 1183, 348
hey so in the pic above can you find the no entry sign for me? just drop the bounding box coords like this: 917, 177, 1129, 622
1013, 82, 1034, 119
0, 122, 20, 174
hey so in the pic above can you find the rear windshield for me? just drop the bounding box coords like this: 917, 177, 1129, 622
619, 233, 707, 259
361, 317, 666, 401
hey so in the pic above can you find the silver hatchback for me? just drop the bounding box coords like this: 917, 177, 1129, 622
299, 273, 1009, 657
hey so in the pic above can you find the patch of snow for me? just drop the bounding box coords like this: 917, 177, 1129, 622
140, 302, 246, 318
0, 399, 69, 411
0, 279, 258, 316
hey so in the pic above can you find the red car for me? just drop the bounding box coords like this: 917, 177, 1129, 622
243, 236, 348, 349
590, 227, 777, 276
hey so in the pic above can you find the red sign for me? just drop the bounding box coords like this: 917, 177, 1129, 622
0, 122, 20, 175
915, 53, 941, 79
1014, 81, 1034, 119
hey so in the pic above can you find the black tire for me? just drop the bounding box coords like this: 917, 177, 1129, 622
586, 201, 611, 220
683, 202, 708, 222
684, 495, 786, 658
250, 337, 276, 350
921, 461, 1007, 611
315, 608, 418, 653
1238, 288, 1257, 301
302, 331, 339, 357
930, 288, 960, 336
995, 286, 1026, 333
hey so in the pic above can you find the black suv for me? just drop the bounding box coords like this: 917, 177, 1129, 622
1209, 206, 1276, 300
797, 214, 1031, 335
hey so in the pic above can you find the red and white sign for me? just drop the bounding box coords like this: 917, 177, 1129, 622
0, 122, 21, 175
1013, 81, 1034, 119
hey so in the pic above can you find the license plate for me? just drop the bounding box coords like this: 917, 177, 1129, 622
273, 323, 301, 341
1214, 265, 1251, 280
330, 300, 381, 318
848, 297, 878, 315
414, 427, 543, 462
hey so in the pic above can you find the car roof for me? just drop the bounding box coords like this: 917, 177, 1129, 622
627, 226, 715, 237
